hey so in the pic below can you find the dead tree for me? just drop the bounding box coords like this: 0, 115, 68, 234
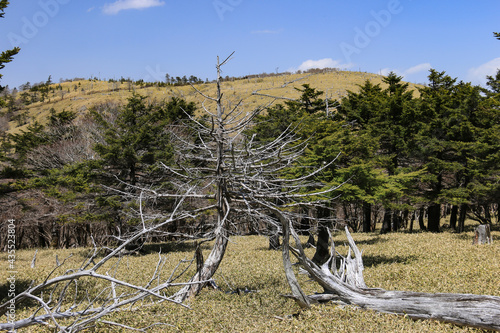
281, 224, 500, 331
0, 197, 206, 332
114, 53, 341, 303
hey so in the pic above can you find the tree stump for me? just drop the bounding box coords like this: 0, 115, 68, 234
305, 233, 315, 248
473, 224, 493, 245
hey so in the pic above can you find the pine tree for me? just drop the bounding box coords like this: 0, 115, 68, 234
0, 1, 20, 105
92, 94, 194, 186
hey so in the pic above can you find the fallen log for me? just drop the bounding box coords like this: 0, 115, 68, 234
283, 224, 500, 331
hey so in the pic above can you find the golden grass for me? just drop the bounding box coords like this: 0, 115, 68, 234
1, 222, 498, 332
8, 70, 422, 135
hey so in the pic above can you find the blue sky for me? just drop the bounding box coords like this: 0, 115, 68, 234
1, 0, 499, 90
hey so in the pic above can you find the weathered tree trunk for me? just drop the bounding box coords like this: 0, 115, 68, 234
278, 210, 310, 309
473, 224, 493, 245
284, 226, 500, 332
174, 55, 231, 302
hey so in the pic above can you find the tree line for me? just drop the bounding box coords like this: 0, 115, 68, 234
0, 67, 498, 249
249, 69, 500, 235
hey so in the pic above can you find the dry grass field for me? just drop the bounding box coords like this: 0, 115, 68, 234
1, 221, 498, 332
8, 70, 422, 135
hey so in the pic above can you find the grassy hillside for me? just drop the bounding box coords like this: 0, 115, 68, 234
1, 222, 498, 332
7, 70, 422, 135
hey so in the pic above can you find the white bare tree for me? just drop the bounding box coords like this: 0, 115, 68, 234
129, 53, 341, 302
281, 223, 500, 331
0, 196, 210, 332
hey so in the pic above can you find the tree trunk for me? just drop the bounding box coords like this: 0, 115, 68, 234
418, 207, 427, 231
362, 201, 371, 232
409, 210, 415, 232
268, 209, 282, 250
312, 223, 329, 266
427, 204, 441, 232
312, 207, 330, 266
457, 204, 467, 233
449, 205, 458, 230
402, 209, 409, 229
472, 224, 492, 245
392, 210, 401, 231
484, 204, 492, 224
305, 233, 315, 248
174, 230, 228, 302
380, 208, 392, 234
269, 233, 281, 250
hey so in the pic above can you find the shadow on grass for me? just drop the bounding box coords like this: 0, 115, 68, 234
348, 236, 388, 246
254, 234, 389, 252
77, 240, 213, 260
215, 275, 285, 294
361, 254, 418, 268
141, 241, 212, 254
0, 279, 38, 313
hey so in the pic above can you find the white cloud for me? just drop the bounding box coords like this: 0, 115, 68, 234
378, 63, 432, 83
404, 63, 431, 75
467, 57, 500, 86
103, 0, 165, 15
381, 63, 431, 76
379, 68, 400, 76
292, 58, 353, 72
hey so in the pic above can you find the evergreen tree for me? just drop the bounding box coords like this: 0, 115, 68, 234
0, 1, 20, 105
415, 70, 458, 232
335, 76, 420, 233
415, 70, 499, 231
92, 94, 194, 186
